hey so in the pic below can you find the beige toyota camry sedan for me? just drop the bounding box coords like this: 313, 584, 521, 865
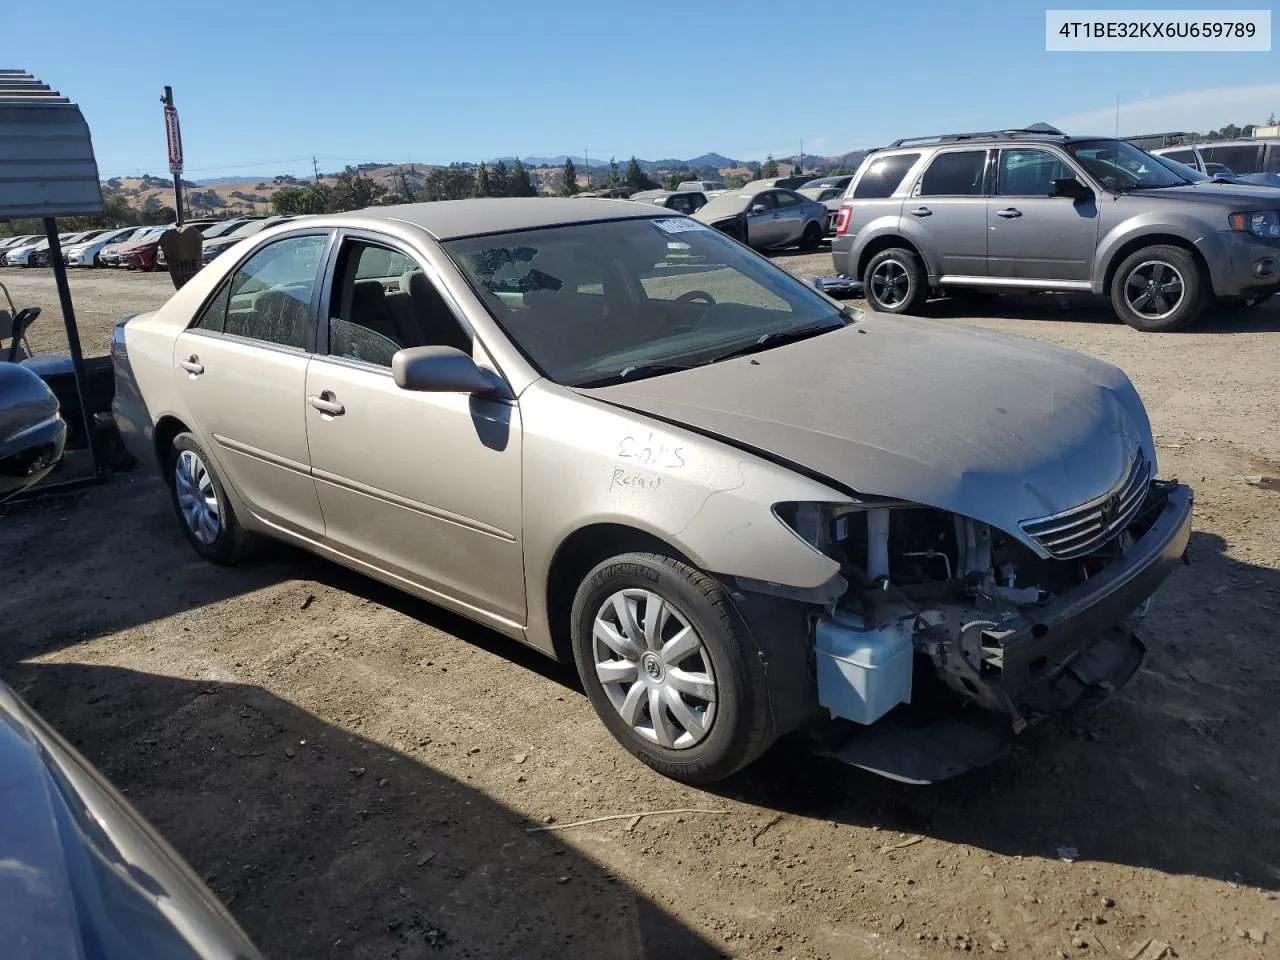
113, 198, 1193, 785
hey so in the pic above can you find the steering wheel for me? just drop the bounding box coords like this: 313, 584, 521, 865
675, 290, 716, 305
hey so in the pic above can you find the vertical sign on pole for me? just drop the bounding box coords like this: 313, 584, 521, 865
162, 86, 186, 225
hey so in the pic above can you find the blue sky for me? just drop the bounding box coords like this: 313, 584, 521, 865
5, 1, 1277, 179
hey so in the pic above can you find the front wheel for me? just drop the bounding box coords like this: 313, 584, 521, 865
570, 552, 773, 784
1110, 245, 1207, 332
863, 246, 928, 314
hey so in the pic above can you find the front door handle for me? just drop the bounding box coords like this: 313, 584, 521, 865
307, 393, 345, 417
996, 207, 1022, 219
910, 206, 932, 217
179, 356, 204, 376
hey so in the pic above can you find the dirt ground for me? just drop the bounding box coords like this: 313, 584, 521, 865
2, 259, 1279, 960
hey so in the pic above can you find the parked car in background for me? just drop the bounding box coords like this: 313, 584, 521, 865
797, 184, 847, 233
628, 189, 709, 214
3, 234, 75, 268
676, 179, 727, 196
64, 226, 143, 267
800, 174, 855, 192
200, 215, 296, 264
0, 235, 41, 265
742, 175, 814, 191
30, 230, 108, 267
0, 676, 264, 958
832, 126, 1280, 330
111, 197, 1193, 786
693, 185, 828, 250
1151, 143, 1280, 188
124, 220, 219, 271
100, 226, 163, 267
157, 217, 254, 268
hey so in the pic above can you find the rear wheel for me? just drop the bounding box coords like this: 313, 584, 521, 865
1110, 245, 1208, 332
863, 246, 928, 314
798, 222, 823, 251
167, 432, 257, 565
570, 552, 772, 784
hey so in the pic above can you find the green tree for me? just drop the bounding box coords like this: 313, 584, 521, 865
330, 169, 387, 211
608, 157, 620, 185
559, 157, 579, 196
476, 163, 494, 197
508, 159, 536, 197
762, 155, 779, 178
424, 164, 477, 201
490, 160, 509, 196
624, 156, 657, 191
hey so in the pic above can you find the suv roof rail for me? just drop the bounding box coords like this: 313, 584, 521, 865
884, 124, 1067, 149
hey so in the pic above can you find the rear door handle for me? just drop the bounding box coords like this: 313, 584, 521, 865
307, 393, 345, 417
179, 357, 204, 376
996, 207, 1022, 219
910, 206, 932, 217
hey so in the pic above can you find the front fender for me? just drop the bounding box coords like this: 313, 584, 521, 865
1091, 214, 1223, 295
519, 382, 851, 656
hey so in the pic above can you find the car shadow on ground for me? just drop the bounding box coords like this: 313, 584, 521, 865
710, 527, 1280, 892
920, 292, 1280, 332
5, 661, 724, 960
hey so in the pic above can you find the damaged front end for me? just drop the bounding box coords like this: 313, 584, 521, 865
760, 472, 1194, 783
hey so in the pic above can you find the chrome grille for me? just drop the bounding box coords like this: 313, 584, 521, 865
1020, 450, 1152, 560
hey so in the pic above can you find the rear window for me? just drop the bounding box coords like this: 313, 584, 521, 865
853, 153, 921, 199
1201, 143, 1264, 173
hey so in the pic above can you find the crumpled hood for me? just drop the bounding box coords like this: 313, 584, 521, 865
579, 315, 1155, 534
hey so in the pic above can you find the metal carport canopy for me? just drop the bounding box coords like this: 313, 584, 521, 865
1, 68, 107, 492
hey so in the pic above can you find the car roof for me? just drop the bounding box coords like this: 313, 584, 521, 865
332, 197, 664, 240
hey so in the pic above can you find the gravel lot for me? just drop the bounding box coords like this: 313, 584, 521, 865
2, 258, 1279, 959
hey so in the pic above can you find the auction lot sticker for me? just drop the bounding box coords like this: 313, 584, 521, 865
1046, 9, 1271, 50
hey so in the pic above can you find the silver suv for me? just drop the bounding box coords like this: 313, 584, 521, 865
831, 127, 1280, 331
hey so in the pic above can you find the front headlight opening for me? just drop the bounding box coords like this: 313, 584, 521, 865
1229, 210, 1280, 239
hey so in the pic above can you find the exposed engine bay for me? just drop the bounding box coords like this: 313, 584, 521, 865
767, 480, 1182, 734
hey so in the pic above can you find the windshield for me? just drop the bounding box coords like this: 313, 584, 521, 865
694, 191, 755, 220
1065, 139, 1193, 189
200, 219, 247, 239
443, 217, 850, 388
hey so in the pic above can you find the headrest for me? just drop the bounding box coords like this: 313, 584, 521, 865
352, 279, 387, 307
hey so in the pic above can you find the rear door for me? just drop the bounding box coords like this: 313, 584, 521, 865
986, 147, 1098, 282
171, 230, 331, 538
908, 148, 990, 277
773, 190, 808, 244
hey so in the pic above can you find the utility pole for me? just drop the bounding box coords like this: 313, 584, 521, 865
799, 138, 804, 174
160, 86, 186, 225
584, 147, 589, 188
312, 156, 321, 182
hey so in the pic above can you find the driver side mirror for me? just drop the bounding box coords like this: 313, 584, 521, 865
749, 203, 768, 215
1051, 177, 1092, 201
392, 345, 508, 397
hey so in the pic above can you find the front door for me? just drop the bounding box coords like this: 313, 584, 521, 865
303, 234, 526, 628
171, 231, 330, 538
987, 147, 1099, 282
745, 191, 782, 248
909, 148, 990, 276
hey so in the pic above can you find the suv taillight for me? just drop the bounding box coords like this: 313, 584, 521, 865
834, 205, 852, 235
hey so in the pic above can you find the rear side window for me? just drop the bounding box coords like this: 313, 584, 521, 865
853, 153, 921, 199
222, 234, 327, 349
918, 150, 987, 196
1202, 143, 1264, 173
775, 191, 802, 207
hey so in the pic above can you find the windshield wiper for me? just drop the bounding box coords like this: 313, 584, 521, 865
709, 322, 842, 364
574, 363, 693, 388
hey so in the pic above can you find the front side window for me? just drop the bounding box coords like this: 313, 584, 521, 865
326, 239, 472, 367
996, 148, 1072, 196
775, 190, 802, 208
444, 217, 850, 388
853, 152, 921, 199
221, 234, 327, 349
1201, 143, 1264, 174
919, 150, 987, 196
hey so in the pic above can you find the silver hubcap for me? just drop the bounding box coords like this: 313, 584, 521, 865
592, 589, 717, 750
175, 449, 221, 544
871, 259, 910, 306
1125, 260, 1185, 320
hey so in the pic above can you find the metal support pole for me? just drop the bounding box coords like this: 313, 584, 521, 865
163, 85, 186, 225
42, 217, 104, 479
